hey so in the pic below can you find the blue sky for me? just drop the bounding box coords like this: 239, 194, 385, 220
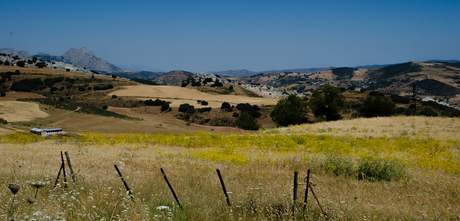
2, 0, 459, 72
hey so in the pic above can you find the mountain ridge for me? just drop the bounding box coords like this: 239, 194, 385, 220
0, 47, 122, 73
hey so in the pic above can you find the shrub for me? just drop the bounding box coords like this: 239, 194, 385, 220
417, 106, 438, 116
50, 87, 58, 92
112, 95, 118, 99
191, 81, 201, 87
201, 101, 208, 105
0, 91, 5, 97
179, 103, 194, 113
322, 155, 355, 177
35, 61, 47, 68
232, 112, 260, 130
236, 103, 261, 118
161, 103, 170, 112
78, 86, 86, 91
198, 107, 212, 113
221, 102, 231, 109
16, 61, 25, 67
391, 95, 411, 104
0, 118, 7, 124
102, 105, 108, 110
357, 156, 408, 181
93, 84, 114, 90
213, 81, 223, 87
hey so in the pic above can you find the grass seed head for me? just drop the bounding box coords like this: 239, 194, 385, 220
8, 183, 20, 195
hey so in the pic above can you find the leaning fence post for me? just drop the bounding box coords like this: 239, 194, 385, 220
64, 151, 77, 185
308, 182, 328, 220
303, 169, 311, 213
60, 151, 67, 188
160, 168, 183, 210
216, 169, 231, 207
114, 164, 134, 200
53, 164, 63, 188
293, 171, 298, 214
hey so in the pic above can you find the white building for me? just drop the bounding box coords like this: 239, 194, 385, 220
30, 127, 66, 136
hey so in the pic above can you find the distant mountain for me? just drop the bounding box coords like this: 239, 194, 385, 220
61, 47, 123, 73
424, 59, 460, 63
117, 64, 164, 72
113, 71, 164, 80
212, 67, 331, 78
352, 64, 392, 69
30, 47, 122, 73
211, 69, 258, 78
0, 47, 32, 58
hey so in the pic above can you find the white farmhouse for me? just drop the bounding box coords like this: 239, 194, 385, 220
30, 127, 66, 136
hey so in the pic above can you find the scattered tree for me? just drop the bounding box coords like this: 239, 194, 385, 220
270, 94, 309, 126
309, 84, 346, 121
361, 95, 396, 118
232, 112, 259, 130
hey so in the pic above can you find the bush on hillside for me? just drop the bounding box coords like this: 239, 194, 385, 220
236, 103, 261, 118
417, 106, 438, 117
232, 112, 259, 130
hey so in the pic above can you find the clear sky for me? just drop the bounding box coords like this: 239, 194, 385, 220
2, 0, 459, 72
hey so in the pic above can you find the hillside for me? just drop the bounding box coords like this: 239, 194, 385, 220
1, 47, 122, 73
152, 70, 194, 85
243, 61, 460, 106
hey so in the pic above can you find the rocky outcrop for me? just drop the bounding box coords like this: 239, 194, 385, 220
61, 47, 122, 73
0, 47, 32, 58
1, 47, 122, 73
192, 72, 229, 85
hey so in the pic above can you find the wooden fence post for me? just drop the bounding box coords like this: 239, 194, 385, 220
114, 164, 134, 200
293, 171, 298, 214
60, 151, 67, 188
303, 169, 311, 213
53, 164, 63, 188
308, 182, 328, 220
160, 168, 183, 210
64, 151, 77, 185
216, 169, 231, 207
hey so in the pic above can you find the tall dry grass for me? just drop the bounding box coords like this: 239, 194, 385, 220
0, 116, 459, 220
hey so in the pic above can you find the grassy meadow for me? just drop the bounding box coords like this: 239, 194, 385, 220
1, 116, 459, 220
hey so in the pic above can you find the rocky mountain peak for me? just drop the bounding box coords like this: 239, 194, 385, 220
61, 47, 122, 73
0, 47, 32, 58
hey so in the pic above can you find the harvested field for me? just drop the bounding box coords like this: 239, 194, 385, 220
108, 85, 279, 108
0, 101, 49, 122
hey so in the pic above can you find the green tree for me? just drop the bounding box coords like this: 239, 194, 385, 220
232, 112, 259, 130
270, 94, 309, 126
361, 95, 396, 118
309, 84, 346, 121
417, 106, 438, 117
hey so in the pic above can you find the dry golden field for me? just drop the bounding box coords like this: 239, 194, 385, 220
0, 101, 49, 122
1, 116, 459, 220
108, 85, 279, 108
